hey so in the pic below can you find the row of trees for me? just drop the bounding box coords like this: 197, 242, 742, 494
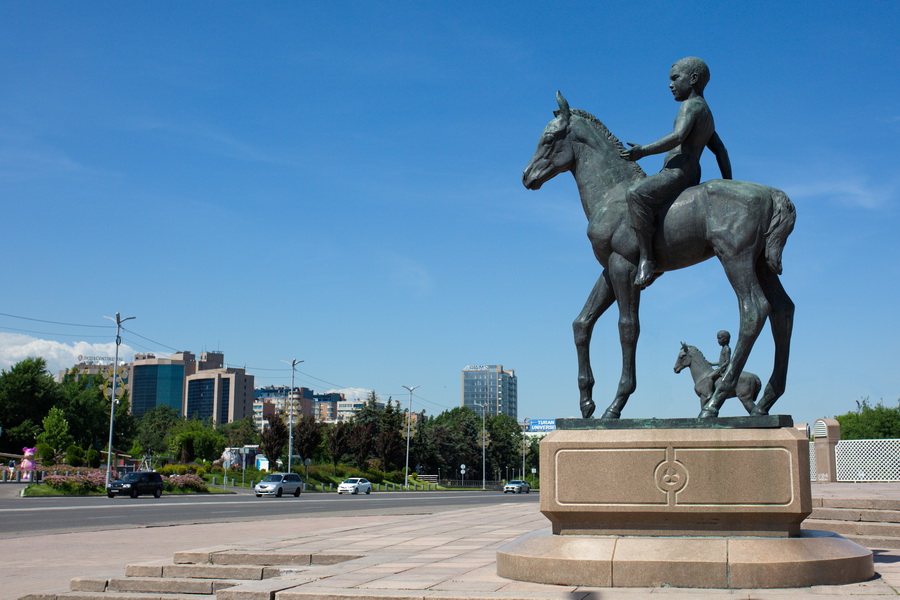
0, 358, 539, 480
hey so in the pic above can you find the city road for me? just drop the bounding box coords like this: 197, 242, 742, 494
0, 489, 539, 539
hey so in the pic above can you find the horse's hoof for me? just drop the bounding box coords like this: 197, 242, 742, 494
600, 408, 621, 419
698, 408, 719, 419
580, 399, 595, 419
750, 407, 769, 416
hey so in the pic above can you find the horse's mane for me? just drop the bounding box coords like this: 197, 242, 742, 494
571, 108, 646, 178
686, 345, 711, 365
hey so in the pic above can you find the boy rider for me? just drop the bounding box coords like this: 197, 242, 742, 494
620, 57, 732, 288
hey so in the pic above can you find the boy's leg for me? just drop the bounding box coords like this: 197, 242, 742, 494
626, 171, 684, 286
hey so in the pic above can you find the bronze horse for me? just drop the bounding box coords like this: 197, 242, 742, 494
522, 92, 795, 419
674, 343, 761, 414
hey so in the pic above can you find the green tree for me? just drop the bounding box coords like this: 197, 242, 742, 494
0, 357, 64, 452
168, 419, 226, 463
485, 414, 522, 479
57, 372, 115, 450
292, 415, 324, 464
260, 414, 288, 470
835, 398, 900, 439
431, 407, 481, 480
38, 407, 73, 453
219, 416, 260, 447
325, 421, 352, 475
136, 405, 181, 456
348, 423, 373, 469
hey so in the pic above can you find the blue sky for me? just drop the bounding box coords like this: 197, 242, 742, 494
1, 2, 897, 425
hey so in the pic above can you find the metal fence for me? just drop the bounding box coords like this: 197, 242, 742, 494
810, 439, 900, 482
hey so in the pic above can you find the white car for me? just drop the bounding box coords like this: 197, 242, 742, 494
337, 477, 373, 495
254, 473, 303, 497
503, 479, 531, 494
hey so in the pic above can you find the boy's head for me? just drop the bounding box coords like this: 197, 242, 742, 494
717, 330, 730, 345
671, 57, 710, 93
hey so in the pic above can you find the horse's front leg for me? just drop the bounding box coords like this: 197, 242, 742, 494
573, 270, 615, 418
601, 255, 640, 419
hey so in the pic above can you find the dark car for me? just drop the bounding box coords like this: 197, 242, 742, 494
107, 471, 164, 498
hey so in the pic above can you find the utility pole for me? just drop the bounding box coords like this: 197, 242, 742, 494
402, 385, 419, 489
475, 401, 486, 490
282, 359, 303, 473
103, 312, 135, 488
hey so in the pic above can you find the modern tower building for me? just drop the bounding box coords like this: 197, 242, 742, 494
129, 351, 197, 419
461, 364, 518, 420
185, 365, 255, 424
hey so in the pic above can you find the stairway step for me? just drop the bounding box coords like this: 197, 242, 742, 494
809, 506, 900, 523
842, 535, 900, 550
815, 497, 900, 511
805, 519, 900, 538
107, 577, 240, 594
36, 592, 210, 600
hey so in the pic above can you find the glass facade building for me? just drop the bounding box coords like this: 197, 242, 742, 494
131, 363, 185, 419
461, 364, 517, 420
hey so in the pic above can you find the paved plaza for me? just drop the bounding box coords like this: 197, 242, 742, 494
3, 483, 899, 600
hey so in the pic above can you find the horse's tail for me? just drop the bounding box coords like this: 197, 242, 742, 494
763, 189, 796, 274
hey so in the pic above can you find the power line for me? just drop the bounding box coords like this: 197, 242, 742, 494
0, 311, 114, 328
0, 325, 111, 339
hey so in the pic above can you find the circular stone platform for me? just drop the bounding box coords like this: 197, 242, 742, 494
496, 529, 874, 589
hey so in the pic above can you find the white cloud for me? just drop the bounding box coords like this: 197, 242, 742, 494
0, 333, 134, 376
784, 175, 896, 210
326, 387, 373, 401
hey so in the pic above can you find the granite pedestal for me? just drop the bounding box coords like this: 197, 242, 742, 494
497, 424, 874, 588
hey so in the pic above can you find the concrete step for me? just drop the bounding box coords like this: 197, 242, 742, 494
173, 550, 359, 567
805, 518, 900, 538
35, 592, 210, 600
107, 577, 240, 594
809, 506, 900, 523
841, 534, 900, 550
814, 497, 900, 511
124, 563, 293, 580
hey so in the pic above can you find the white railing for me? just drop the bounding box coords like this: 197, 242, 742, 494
834, 439, 900, 482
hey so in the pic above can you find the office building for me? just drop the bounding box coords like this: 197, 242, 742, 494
185, 366, 255, 424
461, 364, 518, 420
129, 351, 197, 419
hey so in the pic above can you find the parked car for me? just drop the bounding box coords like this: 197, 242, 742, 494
254, 473, 303, 497
503, 479, 531, 494
337, 477, 373, 495
107, 471, 164, 498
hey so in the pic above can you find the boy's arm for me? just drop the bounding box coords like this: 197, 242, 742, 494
707, 132, 732, 179
621, 100, 699, 161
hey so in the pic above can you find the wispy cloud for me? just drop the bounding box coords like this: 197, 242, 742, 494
326, 387, 372, 401
784, 174, 896, 210
386, 254, 434, 298
0, 333, 134, 375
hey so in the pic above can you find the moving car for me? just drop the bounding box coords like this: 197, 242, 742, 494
255, 472, 303, 497
337, 477, 373, 495
503, 479, 531, 494
107, 471, 164, 498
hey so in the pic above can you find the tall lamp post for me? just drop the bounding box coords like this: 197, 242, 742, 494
474, 401, 486, 490
521, 417, 528, 479
103, 312, 135, 488
282, 359, 303, 473
402, 384, 419, 490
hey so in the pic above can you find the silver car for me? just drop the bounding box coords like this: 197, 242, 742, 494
337, 477, 373, 495
503, 479, 531, 494
254, 473, 303, 497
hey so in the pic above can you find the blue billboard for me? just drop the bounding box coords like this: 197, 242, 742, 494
527, 419, 557, 432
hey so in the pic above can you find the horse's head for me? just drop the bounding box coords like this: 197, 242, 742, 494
522, 91, 576, 190
674, 342, 692, 373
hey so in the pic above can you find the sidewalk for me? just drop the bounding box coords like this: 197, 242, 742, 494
5, 483, 900, 600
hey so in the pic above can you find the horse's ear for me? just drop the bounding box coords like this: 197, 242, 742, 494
681, 342, 688, 351
555, 91, 571, 121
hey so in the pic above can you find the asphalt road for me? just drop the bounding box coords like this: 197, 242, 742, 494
0, 488, 539, 539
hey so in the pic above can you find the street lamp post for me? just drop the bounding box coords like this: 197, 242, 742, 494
103, 312, 135, 488
282, 359, 303, 473
474, 401, 486, 490
402, 384, 419, 490
521, 417, 528, 479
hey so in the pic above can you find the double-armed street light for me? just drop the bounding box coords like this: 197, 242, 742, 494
103, 312, 135, 488
282, 359, 304, 473
402, 384, 419, 489
474, 401, 487, 490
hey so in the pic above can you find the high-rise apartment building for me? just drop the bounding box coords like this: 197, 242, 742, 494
185, 365, 254, 424
461, 364, 517, 420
